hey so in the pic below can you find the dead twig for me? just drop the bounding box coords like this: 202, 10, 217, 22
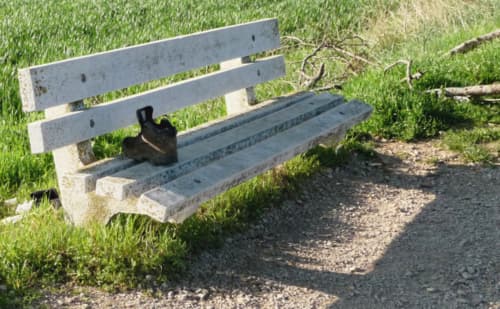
427, 83, 500, 97
384, 59, 424, 90
303, 63, 325, 89
281, 80, 299, 91
288, 35, 377, 91
326, 43, 377, 66
447, 29, 500, 56
300, 43, 325, 85
481, 98, 500, 103
310, 84, 343, 92
281, 35, 316, 47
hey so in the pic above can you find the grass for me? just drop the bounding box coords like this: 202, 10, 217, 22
343, 5, 500, 160
0, 0, 499, 305
442, 127, 500, 163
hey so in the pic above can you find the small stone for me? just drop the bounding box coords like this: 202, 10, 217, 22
178, 293, 189, 301
461, 272, 473, 280
349, 267, 365, 273
459, 239, 470, 247
65, 296, 76, 304
471, 294, 483, 306
426, 287, 438, 293
457, 297, 469, 304
15, 200, 34, 214
1, 215, 23, 225
457, 289, 466, 296
197, 289, 209, 301
160, 282, 168, 290
145, 274, 153, 281
4, 197, 17, 206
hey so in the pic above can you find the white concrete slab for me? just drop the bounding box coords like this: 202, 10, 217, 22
138, 100, 373, 223
19, 19, 280, 111
28, 56, 285, 153
96, 93, 344, 200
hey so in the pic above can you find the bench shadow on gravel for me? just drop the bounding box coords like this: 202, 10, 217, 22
179, 151, 499, 308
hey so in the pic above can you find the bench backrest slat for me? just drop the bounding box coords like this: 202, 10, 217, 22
28, 56, 285, 153
19, 18, 279, 112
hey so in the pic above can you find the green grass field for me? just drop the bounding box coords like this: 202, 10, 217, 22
0, 0, 499, 305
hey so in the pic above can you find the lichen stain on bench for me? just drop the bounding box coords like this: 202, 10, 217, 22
19, 18, 372, 226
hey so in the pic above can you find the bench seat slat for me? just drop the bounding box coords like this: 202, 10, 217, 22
28, 55, 285, 154
138, 100, 373, 223
19, 18, 279, 112
95, 93, 344, 200
63, 92, 315, 194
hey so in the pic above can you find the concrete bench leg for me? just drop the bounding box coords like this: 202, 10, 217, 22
221, 56, 257, 115
45, 102, 116, 226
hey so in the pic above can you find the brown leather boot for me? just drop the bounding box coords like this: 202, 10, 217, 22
122, 106, 178, 165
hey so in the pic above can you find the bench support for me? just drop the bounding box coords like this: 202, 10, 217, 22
45, 101, 105, 225
221, 56, 257, 115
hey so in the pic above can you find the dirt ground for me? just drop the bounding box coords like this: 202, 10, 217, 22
40, 140, 500, 308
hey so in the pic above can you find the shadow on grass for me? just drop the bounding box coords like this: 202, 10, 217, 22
167, 149, 499, 308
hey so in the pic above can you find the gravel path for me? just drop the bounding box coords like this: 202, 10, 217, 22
41, 140, 500, 308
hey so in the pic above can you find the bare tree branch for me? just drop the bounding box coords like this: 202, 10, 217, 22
284, 35, 377, 91
300, 43, 325, 84
384, 60, 410, 73
447, 29, 500, 56
384, 59, 424, 89
481, 98, 500, 103
281, 35, 316, 47
303, 63, 325, 89
427, 83, 500, 97
326, 44, 377, 66
311, 84, 343, 92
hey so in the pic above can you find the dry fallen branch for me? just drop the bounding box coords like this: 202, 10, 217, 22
447, 29, 500, 56
300, 43, 325, 85
427, 83, 500, 97
384, 59, 424, 90
326, 44, 377, 66
311, 84, 343, 92
303, 63, 325, 89
481, 98, 500, 103
281, 35, 316, 47
284, 34, 377, 91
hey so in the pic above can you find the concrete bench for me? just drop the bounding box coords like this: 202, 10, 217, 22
19, 19, 372, 226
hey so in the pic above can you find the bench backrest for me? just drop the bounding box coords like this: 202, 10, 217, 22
19, 18, 284, 154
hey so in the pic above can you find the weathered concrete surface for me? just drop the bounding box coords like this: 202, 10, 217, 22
138, 100, 372, 223
96, 93, 343, 200
19, 19, 280, 112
